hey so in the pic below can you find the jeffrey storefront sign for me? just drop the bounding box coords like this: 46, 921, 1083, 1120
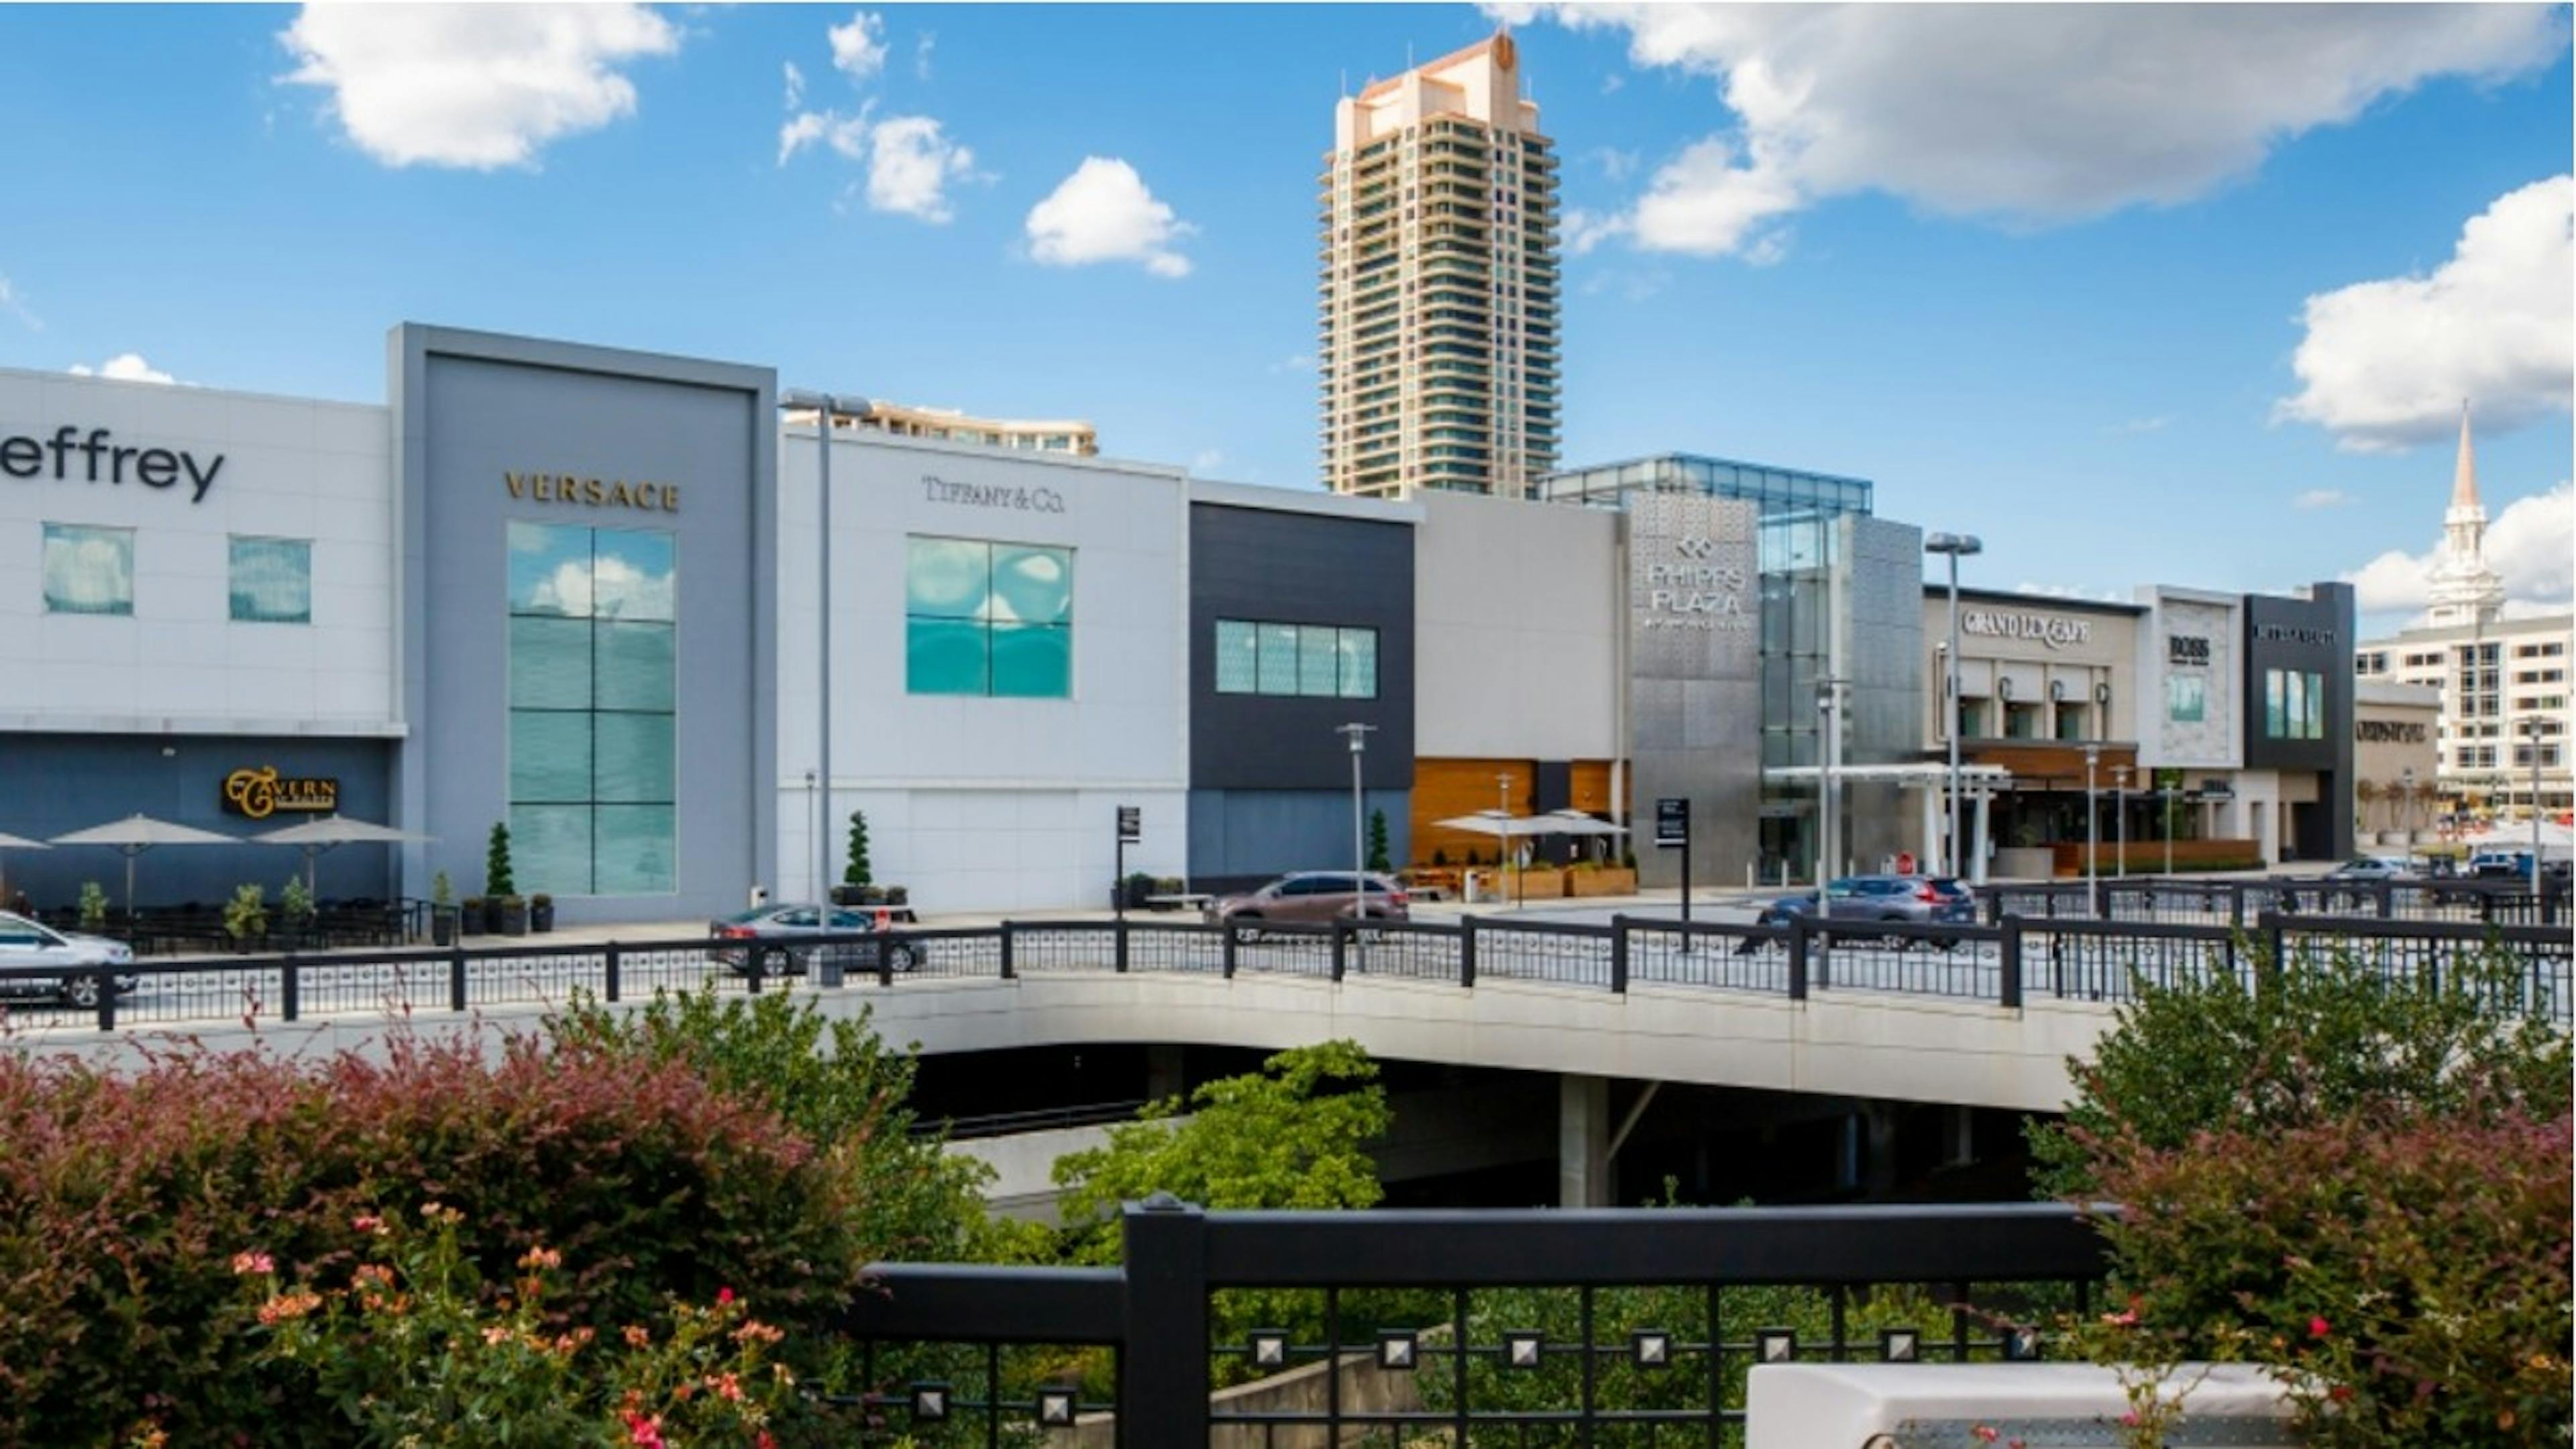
0, 425, 224, 501
222, 766, 340, 820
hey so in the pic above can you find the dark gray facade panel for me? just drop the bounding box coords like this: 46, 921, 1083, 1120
1186, 788, 1410, 890
2243, 583, 2356, 861
1627, 494, 1762, 890
0, 735, 395, 908
1188, 504, 1414, 792
392, 325, 776, 926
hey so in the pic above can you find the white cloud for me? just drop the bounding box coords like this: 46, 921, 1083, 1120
1590, 146, 1640, 182
2013, 580, 2129, 604
1600, 71, 1624, 95
777, 103, 871, 166
1271, 354, 1315, 375
278, 3, 678, 170
864, 115, 975, 222
68, 354, 177, 385
782, 60, 805, 111
529, 553, 674, 619
1499, 4, 2565, 258
1025, 158, 1195, 278
1190, 449, 1226, 474
2294, 488, 2353, 510
2343, 479, 2576, 614
0, 272, 36, 330
916, 31, 935, 80
828, 9, 888, 83
2275, 174, 2573, 451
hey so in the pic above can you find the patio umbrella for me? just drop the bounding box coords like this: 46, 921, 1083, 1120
1433, 812, 1570, 909
50, 814, 240, 915
256, 815, 436, 896
0, 830, 46, 907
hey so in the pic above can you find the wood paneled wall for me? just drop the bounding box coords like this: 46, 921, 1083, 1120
1413, 757, 1625, 864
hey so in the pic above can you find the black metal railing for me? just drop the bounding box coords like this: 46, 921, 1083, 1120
833, 1198, 2112, 1445
1979, 875, 2567, 929
3, 900, 2565, 1036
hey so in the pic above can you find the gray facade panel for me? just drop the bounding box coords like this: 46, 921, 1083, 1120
1626, 494, 1762, 889
1189, 503, 1414, 792
394, 326, 775, 926
1187, 788, 1410, 888
1, 735, 396, 908
2244, 584, 2356, 860
1840, 515, 1928, 869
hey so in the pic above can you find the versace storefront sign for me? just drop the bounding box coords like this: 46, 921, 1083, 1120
1963, 608, 2092, 650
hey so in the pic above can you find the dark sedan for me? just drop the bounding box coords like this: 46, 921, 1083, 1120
707, 904, 926, 977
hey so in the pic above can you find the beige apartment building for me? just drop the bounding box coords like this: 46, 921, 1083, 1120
1320, 33, 1560, 499
848, 400, 1096, 457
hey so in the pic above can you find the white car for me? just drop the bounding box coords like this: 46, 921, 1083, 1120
2326, 856, 2417, 882
0, 911, 138, 1008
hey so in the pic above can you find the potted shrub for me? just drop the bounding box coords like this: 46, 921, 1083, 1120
223, 883, 268, 952
430, 871, 456, 947
1121, 871, 1159, 910
484, 824, 526, 936
1366, 809, 1393, 873
77, 880, 109, 932
278, 876, 317, 948
832, 810, 873, 907
883, 883, 908, 908
529, 892, 555, 934
459, 896, 486, 938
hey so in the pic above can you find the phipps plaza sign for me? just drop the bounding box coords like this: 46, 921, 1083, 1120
1641, 535, 1752, 633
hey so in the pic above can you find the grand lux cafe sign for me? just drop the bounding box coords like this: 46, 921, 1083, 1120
1963, 607, 2092, 650
223, 765, 339, 820
1642, 536, 1752, 633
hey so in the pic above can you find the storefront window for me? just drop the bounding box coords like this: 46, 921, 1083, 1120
228, 536, 312, 624
41, 523, 133, 616
2166, 675, 2205, 723
2004, 701, 2043, 739
1214, 619, 1379, 699
2265, 669, 2286, 739
905, 537, 1073, 698
2054, 704, 2089, 741
2302, 670, 2324, 741
507, 521, 676, 896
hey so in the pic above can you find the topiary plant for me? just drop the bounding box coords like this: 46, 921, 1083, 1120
223, 883, 268, 943
484, 822, 515, 900
76, 881, 108, 930
1366, 808, 1392, 873
843, 810, 873, 888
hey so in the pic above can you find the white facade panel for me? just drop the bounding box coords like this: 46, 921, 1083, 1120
1413, 490, 1619, 759
0, 366, 397, 735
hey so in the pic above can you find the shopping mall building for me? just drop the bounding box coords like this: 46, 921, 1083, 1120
0, 324, 2362, 922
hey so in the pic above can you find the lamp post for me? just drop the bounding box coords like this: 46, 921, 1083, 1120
1336, 723, 1375, 898
1496, 771, 1517, 909
2526, 716, 2546, 890
780, 389, 868, 905
2158, 774, 2179, 877
1815, 676, 1846, 888
2112, 764, 2130, 885
2400, 765, 2416, 844
1925, 533, 1982, 877
2082, 742, 2102, 915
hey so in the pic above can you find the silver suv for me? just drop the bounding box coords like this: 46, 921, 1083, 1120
0, 910, 139, 1008
1204, 872, 1410, 940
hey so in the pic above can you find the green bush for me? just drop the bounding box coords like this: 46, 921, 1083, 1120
484, 821, 516, 900
222, 881, 268, 942
76, 880, 108, 930
1366, 808, 1392, 872
843, 810, 872, 888
0, 1030, 874, 1445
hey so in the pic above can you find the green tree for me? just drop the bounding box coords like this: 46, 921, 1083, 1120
1366, 808, 1392, 872
843, 810, 872, 888
484, 821, 516, 898
2030, 941, 2569, 1199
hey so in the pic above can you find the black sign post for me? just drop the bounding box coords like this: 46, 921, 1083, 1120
1114, 806, 1142, 919
1654, 798, 1692, 933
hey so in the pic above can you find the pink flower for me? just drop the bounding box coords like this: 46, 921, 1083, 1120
716, 1285, 735, 1306
231, 1251, 274, 1276
621, 1411, 666, 1449
352, 1214, 385, 1234
2309, 1316, 2331, 1340
1974, 1428, 2000, 1444
2100, 1308, 2138, 1327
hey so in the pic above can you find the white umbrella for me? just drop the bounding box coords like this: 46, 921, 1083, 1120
1539, 810, 1629, 837
50, 814, 240, 915
257, 815, 435, 896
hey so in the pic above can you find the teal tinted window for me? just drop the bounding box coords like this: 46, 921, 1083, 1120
906, 537, 1073, 698
1256, 623, 1299, 694
507, 522, 676, 896
2166, 675, 2204, 724
2303, 671, 2325, 740
227, 537, 311, 623
1298, 625, 1340, 696
1214, 620, 1258, 693
1337, 629, 1377, 698
41, 523, 132, 616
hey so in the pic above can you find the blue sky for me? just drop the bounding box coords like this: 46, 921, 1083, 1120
0, 3, 2568, 632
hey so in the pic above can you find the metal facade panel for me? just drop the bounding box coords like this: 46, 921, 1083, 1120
1627, 494, 1762, 888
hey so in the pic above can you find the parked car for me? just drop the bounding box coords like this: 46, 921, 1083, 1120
2327, 856, 2417, 882
2468, 850, 2535, 879
0, 910, 139, 1008
1202, 871, 1409, 940
1821, 875, 1978, 924
706, 904, 926, 977
1750, 892, 1819, 928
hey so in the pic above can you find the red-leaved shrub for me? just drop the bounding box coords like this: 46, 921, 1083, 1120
0, 1032, 868, 1446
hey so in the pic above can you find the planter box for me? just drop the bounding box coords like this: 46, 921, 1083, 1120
1564, 868, 1638, 898
1501, 868, 1566, 901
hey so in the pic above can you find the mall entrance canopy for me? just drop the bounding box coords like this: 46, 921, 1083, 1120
1762, 762, 2014, 884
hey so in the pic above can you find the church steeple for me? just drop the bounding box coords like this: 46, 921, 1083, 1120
2426, 399, 2505, 629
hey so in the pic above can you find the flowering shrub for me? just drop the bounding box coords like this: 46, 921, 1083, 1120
0, 1031, 872, 1444
227, 1203, 802, 1448
2075, 1105, 2571, 1447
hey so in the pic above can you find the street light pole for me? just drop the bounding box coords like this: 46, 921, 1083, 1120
781, 389, 868, 905
2083, 743, 2102, 916
2159, 777, 2178, 877
2528, 716, 2546, 891
1496, 771, 1517, 910
2401, 765, 2417, 845
1336, 723, 1375, 896
1815, 677, 1846, 889
2113, 765, 2129, 885
1925, 534, 1982, 878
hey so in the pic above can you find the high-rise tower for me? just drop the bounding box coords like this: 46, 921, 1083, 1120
2424, 400, 2506, 629
1320, 33, 1560, 498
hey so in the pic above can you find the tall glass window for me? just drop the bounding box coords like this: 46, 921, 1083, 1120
507, 522, 676, 896
41, 523, 133, 616
1212, 619, 1377, 698
2166, 674, 2205, 723
228, 536, 312, 623
906, 537, 1073, 698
